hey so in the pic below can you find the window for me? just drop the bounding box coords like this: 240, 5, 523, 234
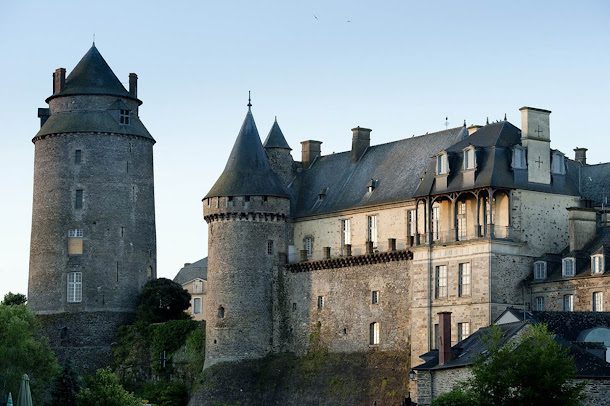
367, 179, 377, 193
512, 146, 526, 169
67, 272, 82, 303
193, 280, 203, 294
457, 322, 470, 342
457, 201, 467, 240
367, 215, 378, 248
534, 296, 545, 311
68, 229, 83, 237
371, 290, 379, 304
551, 152, 565, 174
369, 322, 380, 345
432, 323, 439, 350
304, 237, 313, 258
317, 295, 325, 309
458, 263, 471, 297
193, 298, 202, 314
75, 189, 83, 210
341, 219, 351, 248
432, 205, 440, 241
435, 265, 448, 298
436, 153, 449, 175
463, 147, 476, 170
563, 294, 574, 312
74, 149, 82, 164
592, 255, 604, 274
407, 209, 416, 237
68, 229, 83, 256
562, 258, 575, 277
119, 109, 130, 124
292, 302, 297, 311
593, 292, 604, 312
533, 261, 547, 280
267, 240, 274, 255
217, 306, 225, 318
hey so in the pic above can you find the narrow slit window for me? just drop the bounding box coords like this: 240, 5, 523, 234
75, 189, 83, 210
74, 149, 82, 164
371, 290, 379, 304
369, 322, 380, 345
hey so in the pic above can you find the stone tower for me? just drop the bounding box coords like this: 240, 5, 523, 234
203, 103, 290, 367
263, 118, 294, 188
28, 44, 156, 371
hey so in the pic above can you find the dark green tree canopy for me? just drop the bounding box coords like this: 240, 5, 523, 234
2, 292, 27, 305
137, 278, 191, 324
76, 368, 143, 406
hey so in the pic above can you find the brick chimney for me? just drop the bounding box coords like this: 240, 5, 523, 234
568, 207, 597, 251
53, 68, 66, 94
351, 126, 371, 162
574, 147, 587, 165
301, 140, 322, 168
129, 73, 138, 97
438, 312, 452, 365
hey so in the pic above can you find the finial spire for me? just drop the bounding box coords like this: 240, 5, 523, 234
247, 90, 252, 110
92, 33, 95, 46
486, 116, 489, 125
463, 119, 466, 127
274, 115, 277, 122
504, 113, 507, 121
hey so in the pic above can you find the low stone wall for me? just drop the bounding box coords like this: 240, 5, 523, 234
580, 379, 610, 406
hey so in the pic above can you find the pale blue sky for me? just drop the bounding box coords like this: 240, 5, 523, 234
1, 1, 609, 298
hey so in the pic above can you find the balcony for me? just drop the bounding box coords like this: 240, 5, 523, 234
418, 225, 519, 246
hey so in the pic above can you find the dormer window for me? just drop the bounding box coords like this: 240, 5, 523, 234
512, 146, 527, 169
534, 261, 547, 280
119, 109, 130, 125
463, 147, 476, 170
551, 151, 565, 174
318, 187, 328, 200
367, 179, 377, 193
592, 254, 604, 274
562, 258, 575, 277
436, 153, 449, 175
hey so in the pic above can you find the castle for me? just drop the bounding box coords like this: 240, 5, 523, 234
28, 46, 610, 399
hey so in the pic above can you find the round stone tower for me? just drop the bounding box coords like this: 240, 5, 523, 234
203, 103, 290, 367
28, 44, 156, 371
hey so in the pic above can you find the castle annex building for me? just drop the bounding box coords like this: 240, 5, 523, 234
28, 44, 156, 370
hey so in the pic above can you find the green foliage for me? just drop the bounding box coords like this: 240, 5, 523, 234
51, 361, 81, 406
183, 326, 205, 377
137, 278, 191, 324
464, 323, 584, 406
1, 292, 27, 305
0, 304, 60, 404
150, 319, 199, 374
431, 389, 476, 406
76, 368, 144, 406
140, 381, 189, 406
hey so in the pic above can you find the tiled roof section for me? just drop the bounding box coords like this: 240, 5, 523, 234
263, 119, 291, 150
173, 257, 208, 285
34, 110, 154, 141
47, 44, 139, 103
581, 162, 610, 205
205, 110, 290, 199
414, 121, 581, 197
291, 126, 468, 218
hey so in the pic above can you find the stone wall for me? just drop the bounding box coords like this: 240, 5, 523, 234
530, 274, 610, 311
581, 379, 610, 406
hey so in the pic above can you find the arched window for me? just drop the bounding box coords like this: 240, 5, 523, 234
369, 322, 380, 345
436, 153, 449, 175
217, 306, 225, 319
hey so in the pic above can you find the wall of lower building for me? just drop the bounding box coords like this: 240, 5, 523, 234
182, 279, 206, 321
530, 275, 610, 311
415, 367, 473, 406
581, 379, 610, 406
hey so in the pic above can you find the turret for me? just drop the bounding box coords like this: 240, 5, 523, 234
203, 101, 290, 367
263, 117, 294, 187
28, 44, 156, 372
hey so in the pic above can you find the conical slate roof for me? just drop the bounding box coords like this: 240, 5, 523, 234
263, 118, 291, 150
46, 44, 140, 103
205, 109, 289, 199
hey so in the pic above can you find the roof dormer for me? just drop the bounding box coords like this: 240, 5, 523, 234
551, 151, 566, 175
462, 146, 477, 171
436, 152, 449, 176
512, 145, 527, 169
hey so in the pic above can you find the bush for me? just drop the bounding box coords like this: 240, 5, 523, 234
1, 292, 27, 305
141, 381, 189, 406
431, 389, 476, 406
137, 278, 191, 324
150, 319, 199, 374
76, 368, 144, 406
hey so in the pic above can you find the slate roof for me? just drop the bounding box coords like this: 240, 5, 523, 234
46, 44, 140, 104
414, 310, 610, 378
174, 258, 208, 285
291, 126, 468, 218
205, 109, 290, 199
414, 121, 581, 197
263, 119, 291, 150
581, 163, 610, 205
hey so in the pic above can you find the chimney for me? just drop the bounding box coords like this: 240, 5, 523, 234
467, 125, 482, 135
53, 68, 66, 94
438, 312, 452, 365
574, 147, 588, 165
37, 108, 50, 127
301, 140, 322, 169
129, 73, 138, 97
351, 127, 371, 162
519, 106, 552, 184
568, 207, 597, 251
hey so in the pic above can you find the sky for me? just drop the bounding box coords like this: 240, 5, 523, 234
1, 1, 609, 299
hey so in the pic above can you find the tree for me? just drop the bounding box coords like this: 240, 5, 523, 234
76, 368, 144, 406
51, 361, 81, 406
136, 278, 191, 324
0, 304, 60, 404
459, 323, 583, 406
1, 292, 27, 305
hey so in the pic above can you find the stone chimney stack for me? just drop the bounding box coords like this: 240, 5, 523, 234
53, 68, 66, 94
129, 73, 138, 98
301, 140, 322, 169
438, 312, 452, 366
467, 125, 482, 135
519, 106, 551, 185
568, 207, 597, 251
351, 126, 371, 162
574, 147, 588, 165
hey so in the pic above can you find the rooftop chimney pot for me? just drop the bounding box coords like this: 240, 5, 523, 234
574, 147, 588, 165
351, 126, 371, 162
129, 73, 138, 98
53, 68, 66, 94
301, 140, 322, 169
438, 312, 453, 366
